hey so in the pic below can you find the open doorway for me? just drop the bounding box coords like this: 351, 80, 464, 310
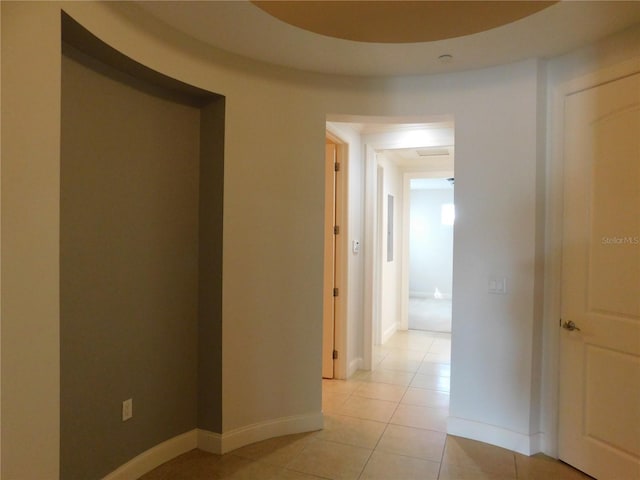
407, 176, 454, 333
321, 118, 454, 454
322, 116, 454, 374
373, 136, 455, 341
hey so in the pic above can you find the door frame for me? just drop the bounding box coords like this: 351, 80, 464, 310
325, 128, 349, 380
543, 56, 640, 458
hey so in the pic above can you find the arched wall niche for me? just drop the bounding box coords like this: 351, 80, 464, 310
60, 12, 224, 479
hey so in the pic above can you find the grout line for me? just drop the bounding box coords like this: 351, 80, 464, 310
355, 420, 392, 480
436, 431, 449, 480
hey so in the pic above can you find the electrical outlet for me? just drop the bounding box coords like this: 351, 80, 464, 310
122, 398, 133, 421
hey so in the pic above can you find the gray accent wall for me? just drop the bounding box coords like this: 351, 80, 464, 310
198, 100, 225, 433
60, 42, 223, 479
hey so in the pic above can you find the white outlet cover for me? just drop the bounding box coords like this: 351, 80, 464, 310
122, 398, 133, 421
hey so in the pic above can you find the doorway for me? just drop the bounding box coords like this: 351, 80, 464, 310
373, 139, 455, 341
323, 117, 455, 377
406, 177, 454, 333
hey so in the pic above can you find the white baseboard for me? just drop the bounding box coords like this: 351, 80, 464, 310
447, 416, 542, 456
199, 412, 324, 454
102, 429, 198, 480
197, 428, 222, 454
381, 321, 398, 344
347, 357, 363, 378
409, 291, 453, 300
103, 413, 323, 478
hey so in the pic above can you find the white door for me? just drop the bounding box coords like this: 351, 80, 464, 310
558, 71, 640, 479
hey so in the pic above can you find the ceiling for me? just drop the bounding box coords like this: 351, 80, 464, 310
384, 146, 454, 170
134, 1, 640, 76
252, 1, 556, 43
329, 120, 455, 172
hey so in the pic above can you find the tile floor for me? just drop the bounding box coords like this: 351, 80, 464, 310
139, 330, 592, 480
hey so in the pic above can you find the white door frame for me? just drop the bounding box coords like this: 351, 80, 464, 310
362, 144, 378, 370
543, 56, 640, 458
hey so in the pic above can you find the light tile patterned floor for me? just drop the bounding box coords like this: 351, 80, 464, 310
139, 330, 592, 480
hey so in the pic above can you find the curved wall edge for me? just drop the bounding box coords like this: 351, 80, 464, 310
102, 412, 323, 478
200, 412, 324, 455
102, 430, 198, 480
447, 416, 543, 456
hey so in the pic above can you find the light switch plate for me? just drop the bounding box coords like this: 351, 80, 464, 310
488, 277, 507, 295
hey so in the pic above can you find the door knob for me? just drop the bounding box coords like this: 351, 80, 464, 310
562, 320, 581, 331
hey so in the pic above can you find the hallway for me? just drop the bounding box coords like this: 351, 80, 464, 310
139, 330, 590, 479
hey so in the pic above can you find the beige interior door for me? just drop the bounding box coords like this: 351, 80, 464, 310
323, 141, 337, 379
558, 71, 640, 480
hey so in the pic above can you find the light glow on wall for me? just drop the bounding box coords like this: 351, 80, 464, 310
441, 203, 455, 226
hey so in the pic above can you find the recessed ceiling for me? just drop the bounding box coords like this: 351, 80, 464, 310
252, 1, 556, 43
384, 145, 454, 171
134, 1, 640, 76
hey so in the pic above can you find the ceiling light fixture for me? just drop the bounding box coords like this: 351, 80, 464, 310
416, 148, 450, 157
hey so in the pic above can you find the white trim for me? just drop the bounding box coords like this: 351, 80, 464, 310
400, 173, 411, 331
102, 429, 198, 480
381, 321, 398, 343
560, 56, 640, 97
362, 144, 378, 370
347, 357, 363, 378
447, 416, 542, 456
409, 290, 453, 300
197, 429, 222, 454
199, 412, 324, 455
102, 412, 324, 478
374, 163, 384, 346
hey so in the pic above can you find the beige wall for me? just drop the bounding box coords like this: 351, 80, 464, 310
2, 3, 62, 478
3, 1, 640, 477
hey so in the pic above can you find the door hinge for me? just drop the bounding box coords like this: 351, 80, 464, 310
332, 350, 338, 359
334, 225, 340, 235
333, 287, 339, 297
334, 162, 341, 172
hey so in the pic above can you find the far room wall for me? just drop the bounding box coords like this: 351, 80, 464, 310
409, 188, 454, 299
